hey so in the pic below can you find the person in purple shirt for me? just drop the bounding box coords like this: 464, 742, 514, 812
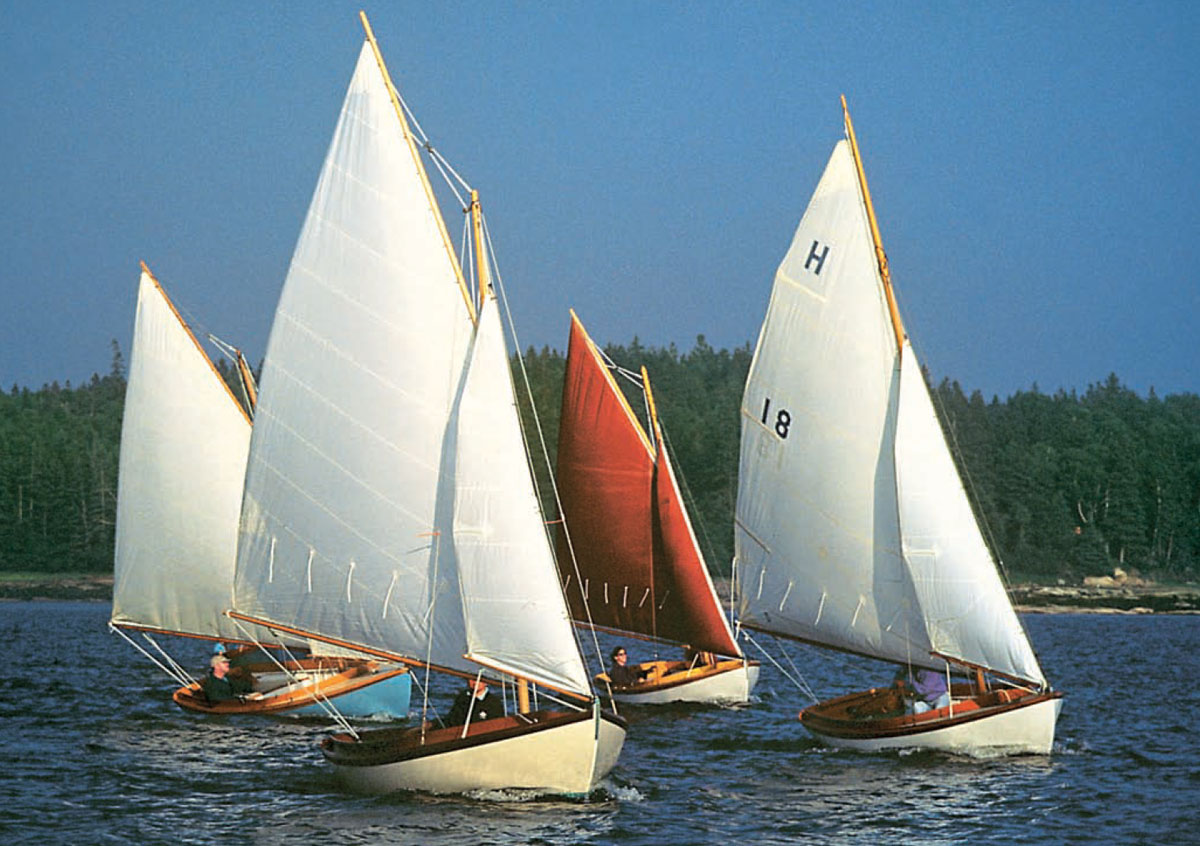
893, 665, 951, 714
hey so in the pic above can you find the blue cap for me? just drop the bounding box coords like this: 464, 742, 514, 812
212, 642, 227, 654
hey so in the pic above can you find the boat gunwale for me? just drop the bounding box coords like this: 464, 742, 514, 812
321, 707, 627, 768
172, 664, 409, 716
799, 685, 1064, 741
597, 657, 760, 695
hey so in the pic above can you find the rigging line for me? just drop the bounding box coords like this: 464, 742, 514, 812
459, 214, 477, 309
229, 616, 351, 733
404, 666, 446, 730
390, 86, 474, 202
229, 616, 358, 738
420, 531, 441, 745
659, 421, 726, 592
923, 362, 1011, 582
206, 333, 239, 363
206, 334, 256, 415
459, 669, 485, 739
482, 213, 610, 698
148, 634, 196, 684
743, 631, 819, 704
109, 624, 193, 687
594, 344, 644, 391
424, 144, 470, 214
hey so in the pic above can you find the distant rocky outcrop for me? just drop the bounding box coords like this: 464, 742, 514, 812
1012, 569, 1198, 614
0, 574, 113, 602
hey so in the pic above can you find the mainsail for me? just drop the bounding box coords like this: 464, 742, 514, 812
733, 139, 1044, 686
231, 40, 591, 697
556, 312, 741, 658
111, 268, 277, 645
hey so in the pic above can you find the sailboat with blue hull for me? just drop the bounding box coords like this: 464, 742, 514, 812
111, 264, 411, 719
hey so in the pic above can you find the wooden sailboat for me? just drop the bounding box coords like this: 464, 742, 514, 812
227, 14, 625, 795
555, 312, 759, 704
732, 99, 1063, 755
111, 264, 411, 718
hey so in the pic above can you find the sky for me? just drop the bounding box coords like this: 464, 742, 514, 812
2, 1, 1197, 401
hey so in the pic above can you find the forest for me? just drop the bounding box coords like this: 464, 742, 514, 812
3, 336, 1199, 584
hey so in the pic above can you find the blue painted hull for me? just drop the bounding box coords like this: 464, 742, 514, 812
289, 668, 412, 718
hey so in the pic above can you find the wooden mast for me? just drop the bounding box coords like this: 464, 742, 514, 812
641, 365, 661, 647
359, 11, 477, 324
470, 189, 491, 307
235, 351, 258, 413
841, 96, 906, 354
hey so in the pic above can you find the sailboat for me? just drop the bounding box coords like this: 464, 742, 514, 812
111, 264, 411, 718
555, 311, 759, 704
732, 99, 1063, 755
226, 14, 625, 795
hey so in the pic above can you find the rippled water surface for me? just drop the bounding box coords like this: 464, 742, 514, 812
2, 602, 1197, 844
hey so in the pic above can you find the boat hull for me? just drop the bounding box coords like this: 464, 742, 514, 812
321, 705, 627, 795
800, 684, 1064, 756
601, 658, 760, 705
173, 660, 411, 718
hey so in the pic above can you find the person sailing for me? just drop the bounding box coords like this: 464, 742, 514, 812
892, 664, 951, 714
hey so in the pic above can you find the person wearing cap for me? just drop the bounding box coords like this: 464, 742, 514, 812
201, 651, 255, 703
446, 677, 503, 726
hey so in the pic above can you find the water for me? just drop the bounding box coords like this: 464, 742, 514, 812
2, 602, 1197, 845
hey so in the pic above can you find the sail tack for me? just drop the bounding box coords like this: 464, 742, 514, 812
734, 141, 1043, 685
556, 314, 740, 657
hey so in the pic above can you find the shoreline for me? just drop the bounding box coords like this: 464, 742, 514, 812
0, 574, 113, 602
3, 575, 1199, 614
1010, 584, 1199, 615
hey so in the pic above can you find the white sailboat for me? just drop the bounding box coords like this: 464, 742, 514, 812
555, 311, 759, 704
227, 14, 625, 795
733, 99, 1063, 756
111, 264, 411, 718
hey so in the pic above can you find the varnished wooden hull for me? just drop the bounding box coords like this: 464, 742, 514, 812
599, 658, 760, 705
799, 684, 1064, 756
173, 660, 411, 718
321, 705, 627, 796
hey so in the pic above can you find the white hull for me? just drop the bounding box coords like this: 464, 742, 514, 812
327, 708, 626, 796
805, 695, 1062, 757
612, 662, 759, 705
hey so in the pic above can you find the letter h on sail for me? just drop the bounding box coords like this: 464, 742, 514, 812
805, 240, 829, 275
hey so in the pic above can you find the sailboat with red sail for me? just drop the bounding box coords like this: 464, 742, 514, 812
555, 312, 759, 705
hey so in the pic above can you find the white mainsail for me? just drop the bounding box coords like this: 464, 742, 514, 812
734, 140, 1043, 686
112, 270, 268, 643
232, 40, 590, 695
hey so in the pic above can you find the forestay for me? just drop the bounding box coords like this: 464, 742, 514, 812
734, 141, 1043, 685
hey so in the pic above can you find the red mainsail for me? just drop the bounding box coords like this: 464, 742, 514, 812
554, 312, 740, 657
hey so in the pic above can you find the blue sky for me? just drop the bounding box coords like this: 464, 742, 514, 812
2, 1, 1197, 400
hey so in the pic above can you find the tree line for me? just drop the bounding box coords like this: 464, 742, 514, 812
3, 337, 1198, 583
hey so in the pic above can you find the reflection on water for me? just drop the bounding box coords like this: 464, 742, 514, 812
2, 602, 1198, 845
